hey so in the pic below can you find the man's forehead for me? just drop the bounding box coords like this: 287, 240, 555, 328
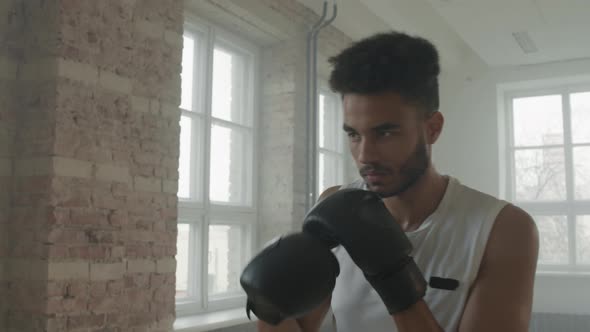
343, 106, 407, 123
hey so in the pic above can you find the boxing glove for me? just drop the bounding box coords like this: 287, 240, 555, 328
240, 232, 340, 325
302, 188, 426, 314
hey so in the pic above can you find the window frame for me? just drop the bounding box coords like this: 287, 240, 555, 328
503, 82, 590, 272
317, 84, 349, 194
176, 14, 260, 317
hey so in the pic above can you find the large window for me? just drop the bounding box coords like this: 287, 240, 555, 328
317, 89, 348, 194
505, 87, 590, 271
176, 19, 258, 315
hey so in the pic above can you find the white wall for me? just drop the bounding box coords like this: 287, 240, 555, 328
434, 56, 590, 315
434, 56, 498, 195
435, 57, 590, 194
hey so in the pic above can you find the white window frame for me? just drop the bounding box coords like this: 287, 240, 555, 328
317, 85, 349, 193
503, 82, 590, 273
176, 15, 260, 317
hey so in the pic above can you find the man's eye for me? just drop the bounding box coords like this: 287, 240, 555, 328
347, 132, 360, 141
378, 131, 393, 137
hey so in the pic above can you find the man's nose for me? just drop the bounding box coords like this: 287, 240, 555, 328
357, 138, 379, 165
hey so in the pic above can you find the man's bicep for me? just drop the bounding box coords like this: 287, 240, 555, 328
458, 205, 539, 332
257, 296, 331, 332
458, 265, 533, 331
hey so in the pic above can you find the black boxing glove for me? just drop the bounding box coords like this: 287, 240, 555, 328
239, 232, 340, 325
302, 188, 426, 314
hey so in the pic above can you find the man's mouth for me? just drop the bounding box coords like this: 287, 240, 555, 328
363, 172, 388, 182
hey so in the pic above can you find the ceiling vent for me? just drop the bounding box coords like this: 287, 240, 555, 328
512, 31, 538, 54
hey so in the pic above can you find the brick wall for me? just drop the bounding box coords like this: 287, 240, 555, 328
1, 0, 184, 331
258, 34, 308, 244
2, 0, 353, 331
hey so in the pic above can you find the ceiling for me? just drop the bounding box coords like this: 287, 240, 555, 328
297, 0, 590, 67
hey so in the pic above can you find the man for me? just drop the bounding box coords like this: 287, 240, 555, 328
255, 31, 539, 331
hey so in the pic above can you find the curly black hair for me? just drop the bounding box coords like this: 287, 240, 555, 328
329, 31, 441, 115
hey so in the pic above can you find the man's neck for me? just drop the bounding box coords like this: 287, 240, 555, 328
382, 168, 448, 232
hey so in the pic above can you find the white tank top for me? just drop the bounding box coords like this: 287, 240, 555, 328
330, 177, 508, 332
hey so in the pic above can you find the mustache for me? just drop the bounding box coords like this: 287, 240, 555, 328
359, 165, 391, 176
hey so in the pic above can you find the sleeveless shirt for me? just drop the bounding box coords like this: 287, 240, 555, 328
330, 177, 508, 332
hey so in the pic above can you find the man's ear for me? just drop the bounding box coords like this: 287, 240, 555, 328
426, 111, 444, 144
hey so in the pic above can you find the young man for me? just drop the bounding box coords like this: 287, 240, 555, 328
257, 31, 539, 331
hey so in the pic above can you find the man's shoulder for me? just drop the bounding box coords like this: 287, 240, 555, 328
483, 203, 539, 270
451, 177, 503, 203
338, 178, 366, 190
318, 179, 366, 201
318, 185, 341, 201
493, 204, 537, 241
449, 178, 535, 236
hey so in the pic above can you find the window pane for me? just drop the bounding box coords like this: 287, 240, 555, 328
212, 47, 250, 126
571, 91, 590, 143
514, 148, 566, 201
319, 93, 339, 151
180, 35, 195, 111
178, 115, 201, 201
176, 224, 191, 299
574, 146, 590, 200
208, 224, 247, 296
535, 216, 569, 265
512, 95, 563, 147
209, 123, 252, 205
319, 94, 326, 148
178, 116, 192, 199
577, 216, 590, 265
318, 152, 342, 195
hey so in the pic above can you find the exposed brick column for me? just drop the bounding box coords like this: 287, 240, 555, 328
2, 1, 184, 331
258, 33, 308, 245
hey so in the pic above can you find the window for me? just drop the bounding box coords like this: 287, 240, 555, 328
176, 19, 258, 315
505, 87, 590, 271
317, 89, 348, 194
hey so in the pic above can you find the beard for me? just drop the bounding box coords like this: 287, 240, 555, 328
359, 138, 430, 198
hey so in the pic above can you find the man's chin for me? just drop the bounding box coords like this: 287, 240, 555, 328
364, 181, 398, 197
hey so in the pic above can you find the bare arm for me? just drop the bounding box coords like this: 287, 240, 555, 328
257, 295, 332, 332
258, 319, 302, 332
458, 204, 539, 331
257, 186, 341, 332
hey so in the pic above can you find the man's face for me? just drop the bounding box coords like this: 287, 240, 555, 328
342, 92, 433, 197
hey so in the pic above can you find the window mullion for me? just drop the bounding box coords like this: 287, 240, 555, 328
200, 24, 216, 311
562, 90, 576, 266
210, 117, 253, 132
512, 144, 566, 150
572, 142, 590, 148
190, 220, 202, 307
507, 97, 516, 201
318, 147, 341, 156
